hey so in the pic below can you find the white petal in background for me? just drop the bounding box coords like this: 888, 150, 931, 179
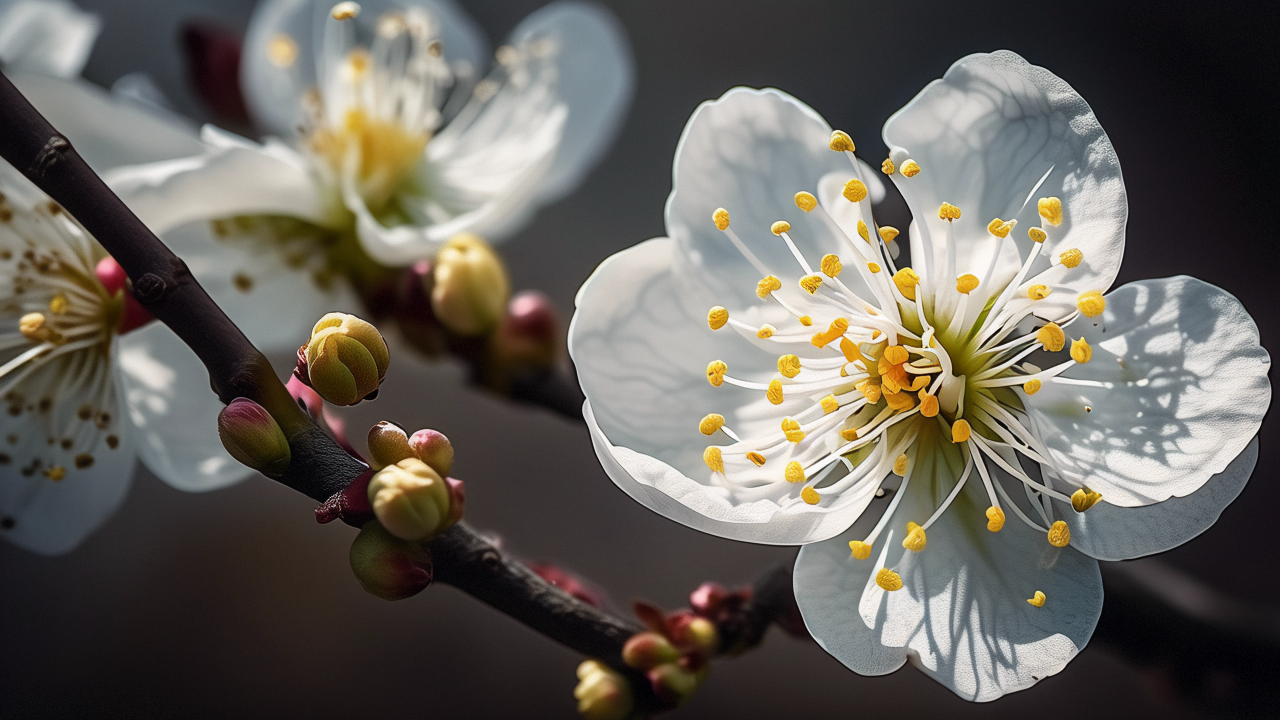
1026, 276, 1271, 506
0, 0, 100, 78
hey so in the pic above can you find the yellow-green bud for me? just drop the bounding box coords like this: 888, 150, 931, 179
367, 421, 414, 470
684, 617, 719, 655
349, 521, 433, 601
368, 458, 453, 541
217, 398, 290, 475
430, 233, 511, 336
647, 662, 704, 708
574, 660, 633, 720
622, 631, 681, 669
305, 312, 390, 406
408, 428, 453, 477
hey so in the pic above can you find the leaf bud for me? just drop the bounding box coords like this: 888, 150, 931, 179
368, 421, 414, 470
430, 233, 511, 336
408, 428, 454, 477
305, 312, 390, 406
348, 520, 433, 601
367, 458, 454, 541
217, 398, 290, 475
574, 660, 633, 720
622, 631, 681, 670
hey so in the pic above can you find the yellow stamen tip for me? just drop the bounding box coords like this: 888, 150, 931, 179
713, 207, 731, 231
892, 453, 909, 476
1047, 520, 1071, 547
19, 312, 49, 343
330, 1, 360, 20
48, 293, 69, 315
778, 354, 801, 378
810, 317, 849, 348
849, 540, 872, 560
1028, 284, 1052, 301
1070, 337, 1092, 364
44, 465, 66, 481
781, 417, 805, 443
703, 446, 724, 473
902, 522, 927, 552
798, 315, 813, 327
955, 274, 979, 294
771, 220, 792, 236
857, 220, 869, 241
901, 160, 921, 178
698, 414, 725, 436
707, 306, 728, 330
839, 337, 863, 363
757, 324, 776, 339
767, 379, 785, 405
1036, 322, 1066, 352
1028, 227, 1048, 243
785, 460, 805, 484
876, 568, 903, 592
1071, 488, 1103, 513
919, 393, 940, 417
820, 254, 843, 278
878, 226, 899, 243
706, 360, 727, 387
892, 267, 920, 301
829, 130, 855, 153
756, 275, 782, 298
747, 451, 766, 467
1037, 197, 1063, 226
801, 486, 821, 505
986, 506, 1005, 532
800, 274, 824, 294
1077, 290, 1106, 318
987, 217, 1015, 238
1059, 248, 1083, 268
938, 203, 961, 221
884, 345, 909, 365
951, 419, 972, 443
1022, 378, 1042, 395
843, 179, 869, 203
267, 34, 299, 68
1027, 591, 1047, 608
794, 191, 818, 212
881, 158, 895, 175
820, 395, 839, 414
867, 262, 882, 273
885, 391, 915, 411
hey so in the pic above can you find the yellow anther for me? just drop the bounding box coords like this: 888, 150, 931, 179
767, 379, 785, 405
839, 337, 864, 363
885, 391, 915, 411
703, 447, 724, 473
801, 486, 821, 505
19, 312, 49, 343
771, 220, 792, 235
829, 130, 855, 152
907, 376, 928, 392
706, 360, 727, 387
757, 324, 776, 339
820, 395, 839, 414
1038, 197, 1063, 226
1028, 284, 1052, 301
48, 293, 68, 315
843, 179, 869, 203
1036, 322, 1066, 352
785, 461, 805, 483
892, 267, 920, 301
952, 274, 980, 294
1028, 227, 1047, 243
707, 306, 728, 330
857, 220, 869, 241
810, 317, 849, 348
1027, 591, 1047, 608
938, 203, 961, 221
699, 414, 725, 436
868, 262, 882, 273
800, 274, 824, 294
44, 465, 66, 481
747, 451, 767, 467
781, 417, 806, 443
1070, 337, 1093, 363
756, 275, 782, 298
795, 191, 818, 212
881, 158, 895, 175
1047, 520, 1071, 547
267, 34, 299, 68
986, 506, 1005, 532
951, 419, 972, 443
330, 1, 360, 20
878, 226, 899, 243
892, 453, 909, 476
1071, 488, 1103, 512
1077, 290, 1106, 318
1023, 378, 1042, 395
347, 48, 371, 75
857, 380, 882, 404
820, 254, 843, 278
876, 568, 903, 592
849, 541, 872, 560
902, 522, 927, 552
919, 393, 940, 418
798, 315, 813, 326
1059, 248, 1083, 269
778, 354, 801, 378
713, 207, 731, 230
987, 218, 1012, 238
884, 345, 909, 365
901, 160, 921, 177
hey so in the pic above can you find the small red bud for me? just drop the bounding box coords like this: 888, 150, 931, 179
349, 521, 432, 601
217, 398, 290, 475
408, 428, 453, 477
622, 631, 680, 670
95, 256, 155, 333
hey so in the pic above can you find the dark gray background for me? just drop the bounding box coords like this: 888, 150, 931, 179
2, 1, 1277, 718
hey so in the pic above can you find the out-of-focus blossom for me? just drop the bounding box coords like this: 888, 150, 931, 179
0, 0, 99, 78
570, 51, 1270, 700
0, 164, 250, 555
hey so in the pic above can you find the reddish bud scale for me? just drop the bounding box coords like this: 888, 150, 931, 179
529, 563, 605, 608
315, 467, 376, 527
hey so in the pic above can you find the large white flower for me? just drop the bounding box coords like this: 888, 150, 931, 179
0, 0, 100, 78
0, 163, 250, 555
569, 51, 1270, 700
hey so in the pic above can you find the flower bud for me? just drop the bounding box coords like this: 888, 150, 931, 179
647, 662, 703, 708
671, 615, 718, 655
217, 398, 290, 475
491, 290, 559, 369
349, 521, 433, 601
94, 256, 154, 334
408, 428, 453, 477
574, 660, 633, 720
305, 312, 390, 406
430, 233, 510, 336
622, 631, 680, 670
367, 458, 453, 541
368, 421, 414, 470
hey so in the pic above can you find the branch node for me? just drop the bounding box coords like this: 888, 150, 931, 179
481, 550, 502, 572
29, 135, 70, 178
133, 272, 168, 302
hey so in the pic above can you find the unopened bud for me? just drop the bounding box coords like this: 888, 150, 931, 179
94, 256, 154, 333
647, 662, 703, 708
408, 428, 454, 477
682, 617, 719, 655
430, 233, 511, 336
574, 660, 633, 720
368, 421, 414, 469
622, 631, 680, 670
305, 312, 389, 406
217, 398, 290, 475
349, 520, 433, 600
492, 290, 559, 369
368, 458, 454, 541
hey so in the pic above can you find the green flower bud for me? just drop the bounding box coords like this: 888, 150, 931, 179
683, 617, 719, 655
217, 398, 290, 475
430, 233, 510, 336
408, 428, 453, 477
622, 631, 680, 670
647, 662, 704, 708
349, 521, 433, 601
574, 660, 633, 720
367, 421, 414, 470
305, 313, 389, 406
367, 458, 453, 541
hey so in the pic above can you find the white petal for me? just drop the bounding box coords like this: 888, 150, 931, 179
1054, 438, 1257, 561
104, 127, 333, 236
116, 324, 254, 492
795, 439, 1103, 701
241, 0, 488, 138
9, 72, 204, 174
0, 0, 100, 77
883, 50, 1126, 319
1026, 276, 1270, 506
571, 237, 878, 545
